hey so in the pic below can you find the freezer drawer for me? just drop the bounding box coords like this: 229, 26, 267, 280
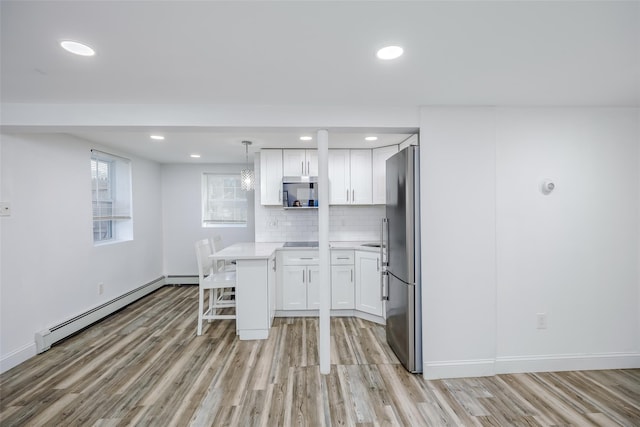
385, 272, 421, 373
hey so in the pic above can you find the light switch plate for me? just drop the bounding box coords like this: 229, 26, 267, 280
0, 202, 11, 217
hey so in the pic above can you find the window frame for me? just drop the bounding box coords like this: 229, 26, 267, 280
201, 173, 248, 228
91, 150, 133, 244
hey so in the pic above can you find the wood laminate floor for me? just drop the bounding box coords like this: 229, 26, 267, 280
1, 286, 639, 426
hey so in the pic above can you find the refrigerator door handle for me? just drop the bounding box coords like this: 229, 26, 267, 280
381, 218, 389, 267
381, 271, 389, 301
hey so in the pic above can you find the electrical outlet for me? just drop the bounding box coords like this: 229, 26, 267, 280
536, 313, 547, 329
98, 283, 104, 295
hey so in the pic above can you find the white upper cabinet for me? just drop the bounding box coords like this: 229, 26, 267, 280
349, 149, 372, 205
260, 149, 283, 205
372, 145, 399, 204
328, 150, 350, 204
283, 149, 318, 176
328, 149, 372, 205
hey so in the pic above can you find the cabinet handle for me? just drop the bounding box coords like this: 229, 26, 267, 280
272, 257, 277, 271
346, 189, 349, 202
337, 257, 349, 260
300, 257, 313, 260
307, 161, 310, 175
352, 189, 355, 202
377, 258, 379, 272
350, 269, 353, 282
302, 270, 305, 283
301, 161, 304, 175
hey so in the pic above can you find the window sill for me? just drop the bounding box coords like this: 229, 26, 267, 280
93, 238, 133, 247
202, 223, 247, 229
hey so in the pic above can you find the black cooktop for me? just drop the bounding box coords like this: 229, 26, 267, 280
283, 241, 319, 248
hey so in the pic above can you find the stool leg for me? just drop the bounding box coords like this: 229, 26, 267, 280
197, 287, 204, 335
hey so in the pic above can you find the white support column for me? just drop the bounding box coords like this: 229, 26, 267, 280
317, 129, 331, 375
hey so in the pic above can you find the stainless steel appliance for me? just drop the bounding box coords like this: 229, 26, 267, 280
282, 177, 319, 209
380, 145, 422, 373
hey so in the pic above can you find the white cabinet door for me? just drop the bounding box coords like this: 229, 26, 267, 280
260, 149, 283, 205
282, 265, 307, 310
328, 150, 350, 205
283, 149, 318, 176
349, 149, 372, 205
306, 265, 321, 309
372, 145, 399, 204
331, 265, 354, 309
306, 150, 318, 176
355, 251, 383, 316
283, 149, 306, 176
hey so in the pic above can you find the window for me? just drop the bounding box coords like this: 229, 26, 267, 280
91, 150, 133, 243
202, 173, 248, 227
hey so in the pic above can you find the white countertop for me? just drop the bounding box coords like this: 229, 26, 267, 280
330, 241, 381, 252
210, 242, 283, 260
211, 241, 380, 260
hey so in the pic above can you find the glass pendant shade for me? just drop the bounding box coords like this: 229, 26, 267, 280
241, 168, 255, 191
240, 141, 254, 191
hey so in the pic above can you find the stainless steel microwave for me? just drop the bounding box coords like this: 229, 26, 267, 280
282, 176, 319, 208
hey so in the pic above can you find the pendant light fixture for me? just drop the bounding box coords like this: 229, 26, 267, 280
240, 140, 254, 191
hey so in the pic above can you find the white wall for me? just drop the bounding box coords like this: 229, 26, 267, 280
420, 108, 498, 378
420, 107, 640, 379
0, 133, 164, 372
161, 163, 255, 276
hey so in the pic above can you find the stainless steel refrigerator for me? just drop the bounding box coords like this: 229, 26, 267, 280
381, 145, 422, 373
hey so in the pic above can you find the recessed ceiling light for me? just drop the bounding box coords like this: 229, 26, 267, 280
150, 135, 165, 140
300, 136, 313, 141
376, 46, 403, 60
365, 136, 378, 141
190, 154, 201, 158
60, 40, 95, 56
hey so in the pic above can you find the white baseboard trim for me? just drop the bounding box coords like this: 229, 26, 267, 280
423, 359, 496, 380
495, 352, 640, 374
239, 329, 269, 340
0, 342, 37, 374
164, 275, 198, 285
354, 310, 385, 325
274, 309, 385, 325
423, 352, 640, 380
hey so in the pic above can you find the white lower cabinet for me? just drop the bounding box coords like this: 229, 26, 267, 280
355, 250, 383, 317
277, 249, 383, 321
306, 265, 321, 309
280, 251, 321, 310
331, 265, 354, 309
331, 250, 355, 309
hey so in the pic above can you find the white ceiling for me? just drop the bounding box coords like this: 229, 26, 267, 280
1, 1, 638, 163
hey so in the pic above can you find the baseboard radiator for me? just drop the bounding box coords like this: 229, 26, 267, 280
34, 276, 165, 354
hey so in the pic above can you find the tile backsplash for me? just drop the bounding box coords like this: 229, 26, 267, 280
255, 204, 385, 242
253, 152, 385, 242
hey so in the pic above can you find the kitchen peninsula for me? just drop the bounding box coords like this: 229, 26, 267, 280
210, 242, 282, 340
210, 241, 383, 340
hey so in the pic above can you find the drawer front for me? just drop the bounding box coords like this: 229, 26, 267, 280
331, 250, 354, 265
282, 250, 319, 265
